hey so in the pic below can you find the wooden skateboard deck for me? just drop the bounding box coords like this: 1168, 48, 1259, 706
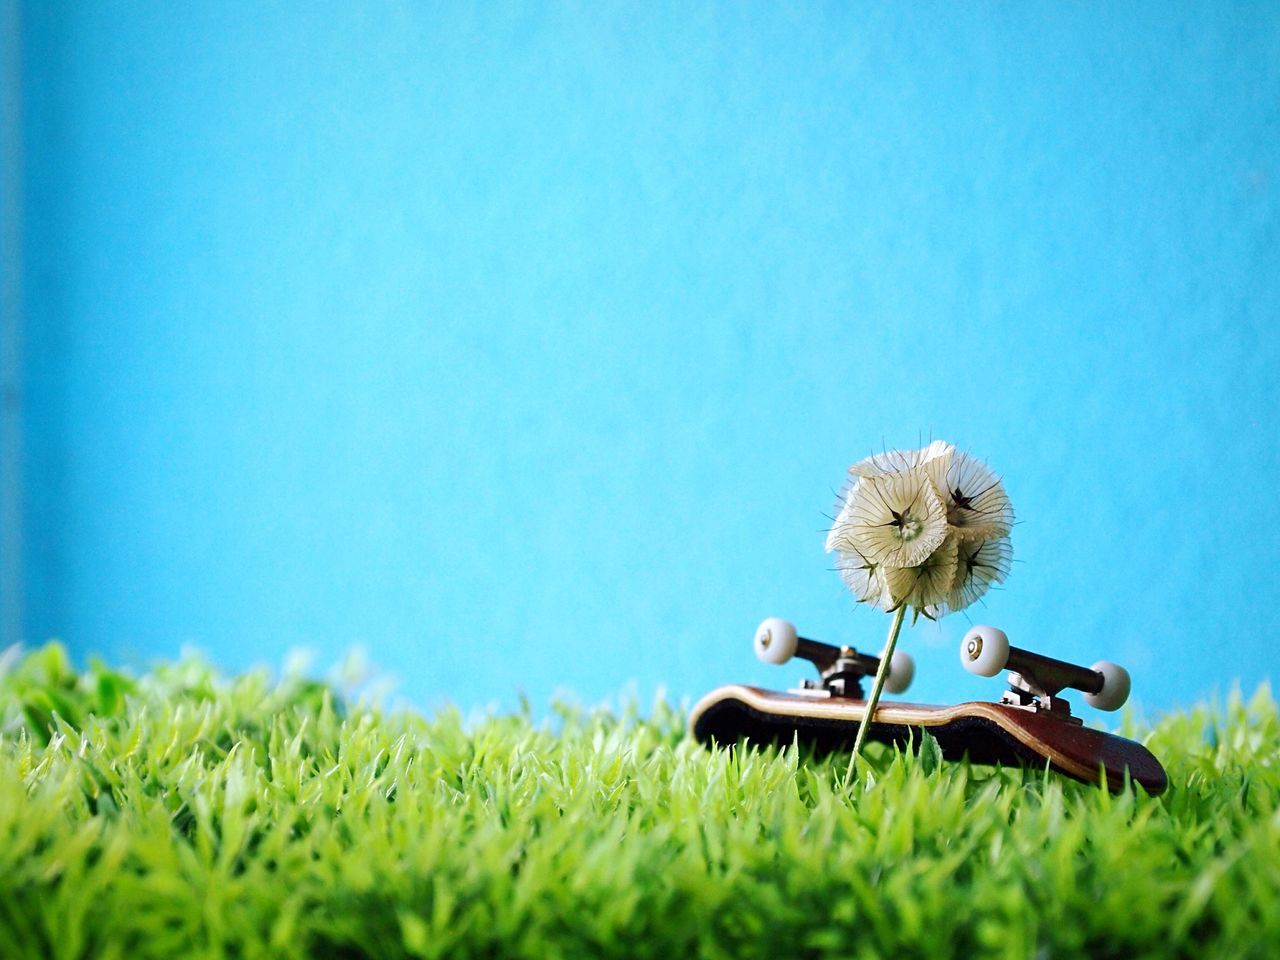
689, 684, 1168, 795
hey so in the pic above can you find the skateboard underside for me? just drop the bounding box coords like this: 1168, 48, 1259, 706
690, 684, 1168, 795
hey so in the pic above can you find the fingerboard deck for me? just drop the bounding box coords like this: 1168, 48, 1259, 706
690, 685, 1168, 795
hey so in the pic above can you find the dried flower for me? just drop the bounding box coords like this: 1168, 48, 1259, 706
826, 441, 1013, 619
833, 440, 1015, 775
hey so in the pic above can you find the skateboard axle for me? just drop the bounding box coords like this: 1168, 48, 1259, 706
795, 638, 879, 698
794, 637, 876, 675
1002, 646, 1104, 699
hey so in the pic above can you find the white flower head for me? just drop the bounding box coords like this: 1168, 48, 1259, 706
826, 441, 1014, 618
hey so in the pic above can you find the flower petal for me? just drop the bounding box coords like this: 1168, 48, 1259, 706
882, 535, 960, 613
834, 547, 893, 610
825, 478, 862, 553
939, 450, 1014, 540
843, 467, 948, 568
848, 441, 954, 481
941, 535, 1013, 614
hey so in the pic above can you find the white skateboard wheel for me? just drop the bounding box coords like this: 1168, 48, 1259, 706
960, 626, 1010, 677
754, 618, 798, 665
1084, 660, 1131, 711
884, 650, 915, 694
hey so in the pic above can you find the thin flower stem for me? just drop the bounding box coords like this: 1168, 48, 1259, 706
845, 603, 908, 782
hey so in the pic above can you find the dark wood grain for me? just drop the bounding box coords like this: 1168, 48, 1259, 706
689, 685, 1168, 795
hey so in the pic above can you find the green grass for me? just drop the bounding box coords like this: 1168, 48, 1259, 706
1, 644, 1277, 959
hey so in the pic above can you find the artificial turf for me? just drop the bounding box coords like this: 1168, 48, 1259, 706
0, 643, 1276, 959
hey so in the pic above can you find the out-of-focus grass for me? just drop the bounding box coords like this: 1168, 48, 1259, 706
0, 643, 1276, 959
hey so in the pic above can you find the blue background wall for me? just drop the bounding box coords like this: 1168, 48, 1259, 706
9, 2, 1280, 715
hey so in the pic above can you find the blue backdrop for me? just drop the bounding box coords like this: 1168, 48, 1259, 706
9, 2, 1280, 715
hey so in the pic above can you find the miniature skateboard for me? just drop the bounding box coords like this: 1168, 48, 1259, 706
689, 618, 1168, 795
